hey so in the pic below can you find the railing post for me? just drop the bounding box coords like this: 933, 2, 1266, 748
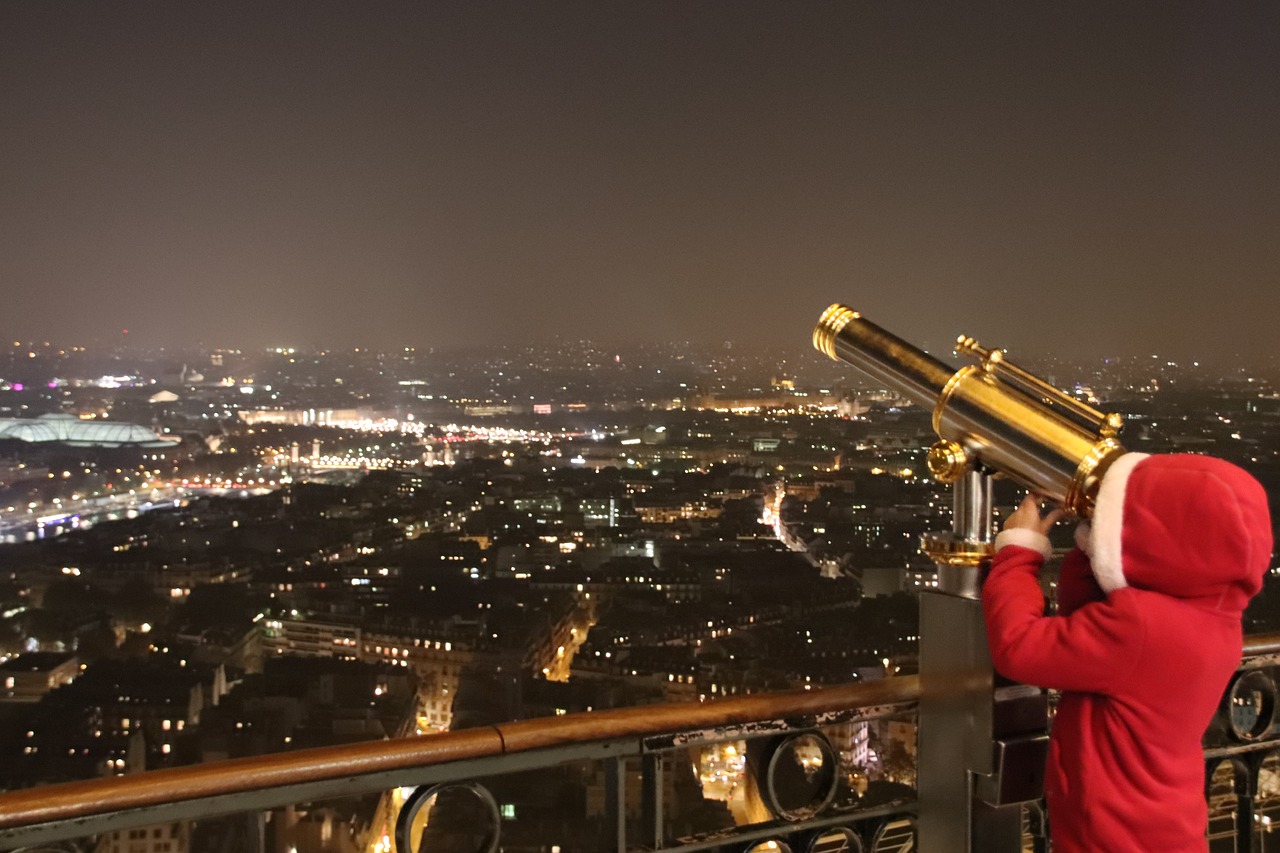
918, 469, 1049, 852
1236, 756, 1258, 853
251, 808, 266, 853
606, 756, 627, 853
642, 753, 664, 849
1237, 797, 1256, 852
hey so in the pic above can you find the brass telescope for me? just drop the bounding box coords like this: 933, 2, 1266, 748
813, 304, 1126, 519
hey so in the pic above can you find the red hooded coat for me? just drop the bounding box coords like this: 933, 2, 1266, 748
983, 453, 1273, 852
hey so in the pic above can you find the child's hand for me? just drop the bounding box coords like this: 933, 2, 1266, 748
1005, 493, 1065, 536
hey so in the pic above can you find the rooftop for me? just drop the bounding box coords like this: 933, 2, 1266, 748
0, 414, 178, 448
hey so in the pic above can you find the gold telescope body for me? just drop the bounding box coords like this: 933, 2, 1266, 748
813, 304, 1125, 518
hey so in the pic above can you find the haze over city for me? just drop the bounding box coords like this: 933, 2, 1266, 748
2, 3, 1279, 362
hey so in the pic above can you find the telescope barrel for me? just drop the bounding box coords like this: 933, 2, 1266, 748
814, 303, 1125, 517
812, 305, 955, 408
955, 336, 1124, 439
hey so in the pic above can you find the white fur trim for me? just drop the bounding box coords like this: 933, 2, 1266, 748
994, 528, 1053, 560
1089, 452, 1149, 593
1074, 521, 1092, 556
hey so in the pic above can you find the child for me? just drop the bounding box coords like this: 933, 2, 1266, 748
983, 453, 1273, 852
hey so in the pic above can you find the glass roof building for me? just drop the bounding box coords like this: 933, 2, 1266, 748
0, 413, 178, 448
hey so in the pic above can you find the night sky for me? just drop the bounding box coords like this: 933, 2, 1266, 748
2, 3, 1278, 362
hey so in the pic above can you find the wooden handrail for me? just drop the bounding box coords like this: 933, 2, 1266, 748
0, 675, 921, 834
1243, 632, 1280, 658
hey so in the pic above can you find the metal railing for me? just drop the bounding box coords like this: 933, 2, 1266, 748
1206, 632, 1280, 852
3, 634, 1280, 853
0, 676, 921, 852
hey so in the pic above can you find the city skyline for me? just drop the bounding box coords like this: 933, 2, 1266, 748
3, 3, 1279, 361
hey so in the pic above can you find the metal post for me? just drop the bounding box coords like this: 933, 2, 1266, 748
252, 809, 266, 853
918, 469, 1047, 852
952, 468, 994, 543
606, 757, 627, 853
1237, 788, 1256, 853
642, 753, 664, 849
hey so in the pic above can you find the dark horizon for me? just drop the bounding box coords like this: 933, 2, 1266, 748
3, 3, 1278, 362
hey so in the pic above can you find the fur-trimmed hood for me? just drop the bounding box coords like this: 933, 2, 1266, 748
1081, 453, 1273, 612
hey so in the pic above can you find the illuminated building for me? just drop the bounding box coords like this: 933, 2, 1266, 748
0, 414, 178, 448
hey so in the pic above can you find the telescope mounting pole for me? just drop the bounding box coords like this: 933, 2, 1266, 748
952, 468, 994, 543
917, 465, 1049, 852
920, 466, 995, 598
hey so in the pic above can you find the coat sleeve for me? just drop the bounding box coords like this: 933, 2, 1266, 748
983, 545, 1146, 694
1056, 547, 1105, 616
